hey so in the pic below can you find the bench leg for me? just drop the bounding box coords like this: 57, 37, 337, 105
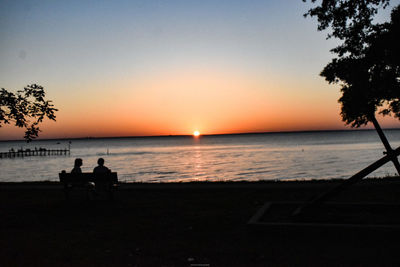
64, 186, 70, 200
86, 183, 96, 200
108, 189, 114, 201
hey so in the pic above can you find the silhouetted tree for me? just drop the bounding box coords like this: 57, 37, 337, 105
304, 0, 391, 57
304, 0, 400, 173
0, 84, 57, 141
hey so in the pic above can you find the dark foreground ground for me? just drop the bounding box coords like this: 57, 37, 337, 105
2, 178, 400, 267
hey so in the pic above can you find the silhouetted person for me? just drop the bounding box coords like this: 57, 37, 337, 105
93, 158, 111, 196
71, 158, 83, 174
93, 158, 110, 174
70, 158, 95, 199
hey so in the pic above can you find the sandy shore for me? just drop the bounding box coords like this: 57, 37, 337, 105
1, 178, 400, 266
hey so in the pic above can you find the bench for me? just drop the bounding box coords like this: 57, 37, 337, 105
59, 171, 118, 200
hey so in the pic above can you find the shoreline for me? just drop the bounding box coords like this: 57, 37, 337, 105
1, 176, 399, 186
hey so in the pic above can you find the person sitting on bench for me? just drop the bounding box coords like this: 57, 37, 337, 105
71, 158, 95, 193
93, 158, 111, 193
71, 158, 83, 174
93, 158, 110, 174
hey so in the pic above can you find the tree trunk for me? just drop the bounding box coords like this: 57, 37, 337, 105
292, 116, 400, 216
370, 116, 400, 175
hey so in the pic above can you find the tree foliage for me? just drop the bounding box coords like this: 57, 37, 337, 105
304, 0, 390, 56
304, 0, 400, 127
0, 84, 58, 141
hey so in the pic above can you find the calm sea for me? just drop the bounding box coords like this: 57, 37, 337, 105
1, 130, 400, 183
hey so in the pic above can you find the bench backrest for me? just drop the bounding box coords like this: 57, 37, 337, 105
59, 171, 118, 184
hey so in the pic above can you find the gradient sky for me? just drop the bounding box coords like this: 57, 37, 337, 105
1, 0, 399, 140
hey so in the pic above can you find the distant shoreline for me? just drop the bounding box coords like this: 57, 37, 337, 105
1, 127, 400, 143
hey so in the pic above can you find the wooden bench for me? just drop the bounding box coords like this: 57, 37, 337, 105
59, 171, 118, 200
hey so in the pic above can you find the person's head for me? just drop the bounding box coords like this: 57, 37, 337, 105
74, 158, 83, 167
97, 158, 105, 166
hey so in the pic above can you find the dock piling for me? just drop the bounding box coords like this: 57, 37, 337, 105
0, 148, 70, 159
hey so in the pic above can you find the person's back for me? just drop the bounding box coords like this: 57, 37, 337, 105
93, 158, 110, 174
93, 165, 109, 174
71, 158, 83, 174
93, 158, 110, 194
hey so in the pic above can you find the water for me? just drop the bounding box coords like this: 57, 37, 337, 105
1, 130, 400, 183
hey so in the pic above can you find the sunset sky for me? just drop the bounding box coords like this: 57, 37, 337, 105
1, 0, 399, 140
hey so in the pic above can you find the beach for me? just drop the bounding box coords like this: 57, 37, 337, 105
2, 178, 400, 266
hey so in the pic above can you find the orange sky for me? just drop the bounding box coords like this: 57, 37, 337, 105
1, 67, 399, 140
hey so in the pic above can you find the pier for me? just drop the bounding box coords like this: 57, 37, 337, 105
0, 148, 70, 159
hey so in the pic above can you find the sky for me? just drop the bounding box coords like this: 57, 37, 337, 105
1, 0, 399, 140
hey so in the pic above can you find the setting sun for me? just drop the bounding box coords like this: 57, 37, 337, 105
193, 131, 200, 137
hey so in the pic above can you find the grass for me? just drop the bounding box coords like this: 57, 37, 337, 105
1, 178, 400, 266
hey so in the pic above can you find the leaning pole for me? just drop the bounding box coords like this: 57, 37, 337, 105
370, 116, 400, 175
292, 115, 400, 217
293, 144, 400, 217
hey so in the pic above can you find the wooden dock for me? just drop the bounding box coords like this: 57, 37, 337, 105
0, 148, 70, 159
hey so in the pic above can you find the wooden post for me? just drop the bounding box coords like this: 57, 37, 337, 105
371, 116, 400, 175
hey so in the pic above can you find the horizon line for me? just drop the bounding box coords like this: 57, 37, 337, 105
1, 127, 400, 142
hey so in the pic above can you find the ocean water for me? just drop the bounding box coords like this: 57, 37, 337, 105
0, 130, 400, 183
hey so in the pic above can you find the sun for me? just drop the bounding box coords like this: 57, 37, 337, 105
193, 130, 200, 137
